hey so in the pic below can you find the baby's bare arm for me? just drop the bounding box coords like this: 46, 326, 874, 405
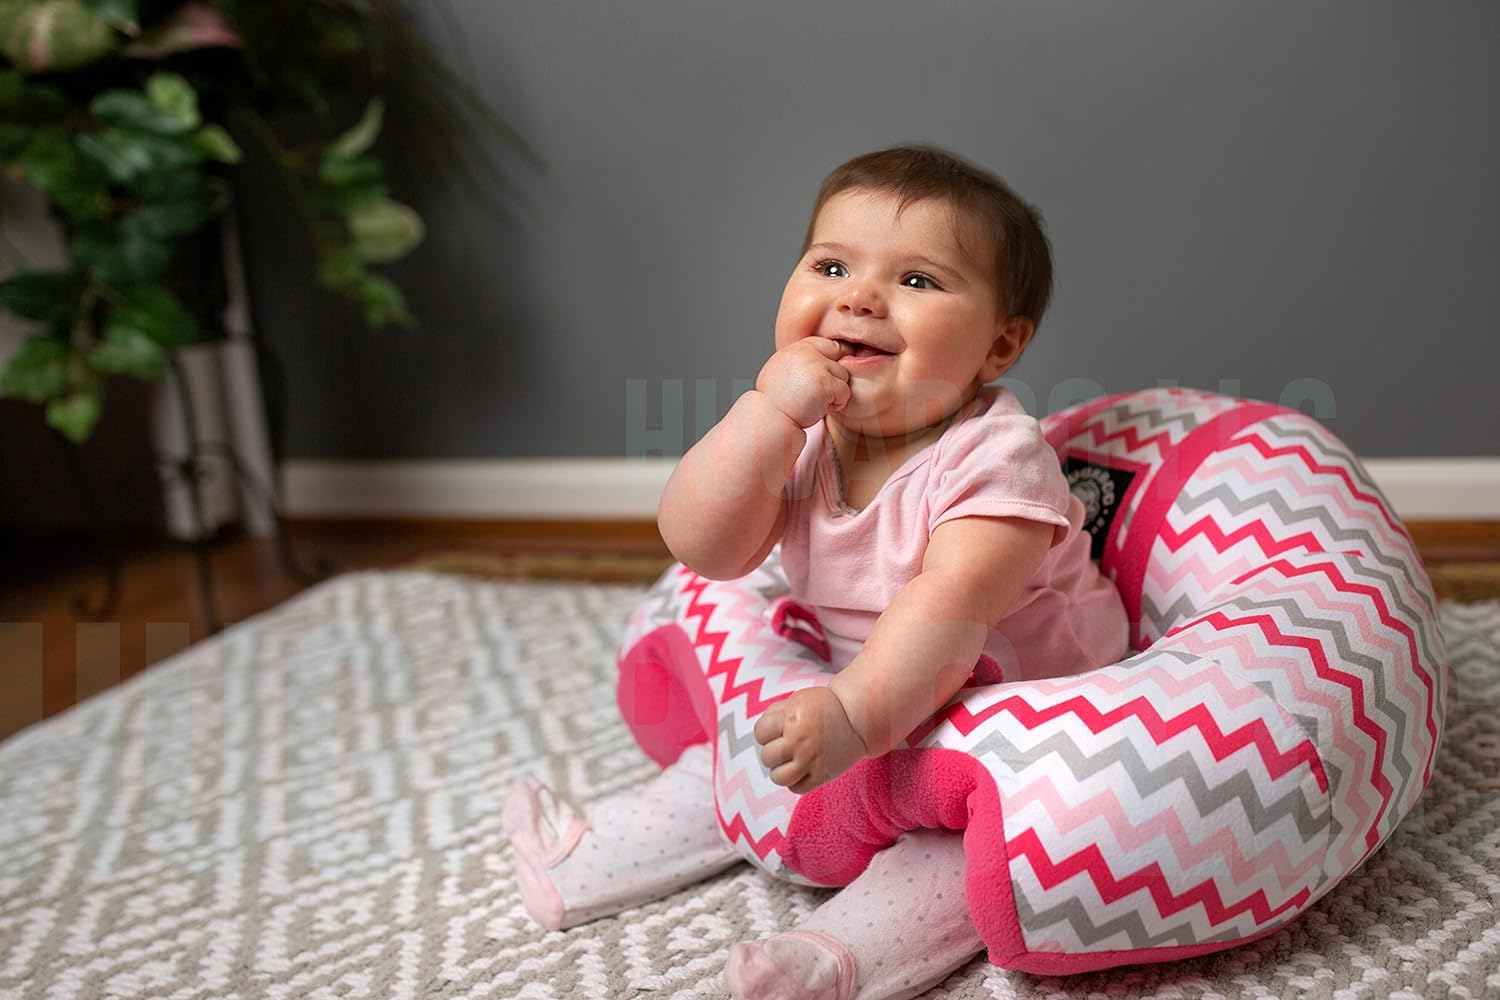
827, 515, 1055, 758
754, 515, 1054, 794
657, 390, 804, 580
659, 338, 850, 580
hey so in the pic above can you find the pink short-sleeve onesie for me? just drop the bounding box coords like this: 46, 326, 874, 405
780, 384, 1129, 681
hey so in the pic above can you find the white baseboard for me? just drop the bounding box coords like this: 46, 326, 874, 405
283, 459, 679, 518
1357, 460, 1500, 520
282, 458, 1500, 521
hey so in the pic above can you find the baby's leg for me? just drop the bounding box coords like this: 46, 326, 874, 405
725, 828, 982, 1000
502, 742, 739, 930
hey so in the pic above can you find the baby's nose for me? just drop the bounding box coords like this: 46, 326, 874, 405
837, 282, 885, 315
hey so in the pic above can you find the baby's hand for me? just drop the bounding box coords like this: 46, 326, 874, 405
755, 338, 853, 429
753, 686, 867, 795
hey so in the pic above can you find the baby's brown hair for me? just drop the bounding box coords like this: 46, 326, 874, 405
800, 144, 1054, 333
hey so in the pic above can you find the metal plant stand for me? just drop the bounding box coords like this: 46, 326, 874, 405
60, 350, 331, 635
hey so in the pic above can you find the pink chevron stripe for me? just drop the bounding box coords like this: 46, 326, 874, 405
927, 690, 1326, 790
1201, 445, 1391, 527
680, 579, 782, 716
1224, 567, 1428, 754
1082, 419, 1173, 461
715, 760, 795, 818
1177, 608, 1392, 846
1229, 558, 1441, 812
1016, 658, 1269, 715
682, 580, 837, 718
1166, 626, 1379, 845
1159, 514, 1329, 565
1145, 545, 1257, 608
1008, 827, 1311, 927
1233, 557, 1440, 764
1040, 392, 1139, 455
1111, 404, 1293, 647
1239, 435, 1407, 539
1194, 448, 1403, 554
1009, 776, 1322, 894
716, 803, 785, 860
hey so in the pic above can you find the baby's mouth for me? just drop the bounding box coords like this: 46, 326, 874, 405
835, 339, 892, 359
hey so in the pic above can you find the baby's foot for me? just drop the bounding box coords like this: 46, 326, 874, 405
501, 777, 587, 930
726, 829, 983, 1000
501, 744, 740, 931
725, 930, 854, 1000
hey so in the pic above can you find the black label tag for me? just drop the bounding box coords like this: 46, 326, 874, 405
1063, 458, 1137, 561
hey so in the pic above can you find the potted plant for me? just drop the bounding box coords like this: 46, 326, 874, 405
0, 0, 530, 443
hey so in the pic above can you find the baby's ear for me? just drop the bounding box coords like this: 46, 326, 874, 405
980, 316, 1035, 381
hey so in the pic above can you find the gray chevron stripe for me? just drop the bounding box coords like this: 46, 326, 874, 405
1194, 418, 1438, 611
968, 725, 1330, 843
1016, 888, 1305, 951
1211, 593, 1419, 804
1141, 590, 1216, 637
1173, 479, 1416, 585
1162, 486, 1443, 673
1063, 398, 1202, 456
1249, 418, 1447, 625
1316, 753, 1349, 864
719, 715, 765, 759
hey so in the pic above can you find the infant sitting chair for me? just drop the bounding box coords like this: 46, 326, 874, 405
615, 387, 1447, 975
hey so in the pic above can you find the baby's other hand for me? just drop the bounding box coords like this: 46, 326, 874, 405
753, 686, 867, 795
755, 338, 852, 429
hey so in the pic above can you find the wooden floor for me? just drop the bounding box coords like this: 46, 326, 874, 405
2, 518, 1496, 744
0, 520, 669, 742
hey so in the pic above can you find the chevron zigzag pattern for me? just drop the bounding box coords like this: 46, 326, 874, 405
613, 388, 1449, 976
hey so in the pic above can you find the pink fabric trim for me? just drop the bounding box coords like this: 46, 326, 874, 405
769, 596, 833, 663
504, 777, 590, 867
996, 914, 1299, 975
615, 624, 715, 768
778, 748, 1026, 964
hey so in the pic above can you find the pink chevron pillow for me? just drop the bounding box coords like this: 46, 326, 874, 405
615, 388, 1447, 975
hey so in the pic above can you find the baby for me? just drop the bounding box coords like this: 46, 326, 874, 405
504, 145, 1128, 999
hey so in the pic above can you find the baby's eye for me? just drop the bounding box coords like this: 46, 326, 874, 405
811, 258, 848, 278
903, 273, 940, 290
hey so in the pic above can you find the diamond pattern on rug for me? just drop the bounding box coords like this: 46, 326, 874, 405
1, 573, 1497, 999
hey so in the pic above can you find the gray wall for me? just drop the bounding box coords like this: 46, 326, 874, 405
236, 1, 1500, 461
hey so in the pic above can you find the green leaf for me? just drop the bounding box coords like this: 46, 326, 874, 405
90, 88, 194, 135
121, 196, 217, 242
318, 153, 383, 186
0, 0, 120, 73
0, 334, 70, 403
79, 0, 137, 34
328, 98, 384, 159
316, 246, 363, 290
145, 73, 199, 131
0, 69, 71, 124
194, 124, 241, 163
46, 384, 103, 443
16, 130, 110, 222
355, 272, 411, 328
86, 326, 164, 378
105, 285, 199, 348
77, 127, 204, 183
0, 270, 84, 324
71, 226, 173, 285
347, 198, 424, 263
128, 166, 209, 202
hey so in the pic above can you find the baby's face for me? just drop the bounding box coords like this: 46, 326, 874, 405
774, 188, 1016, 439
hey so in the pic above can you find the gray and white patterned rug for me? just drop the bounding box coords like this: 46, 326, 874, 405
1, 572, 1496, 999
